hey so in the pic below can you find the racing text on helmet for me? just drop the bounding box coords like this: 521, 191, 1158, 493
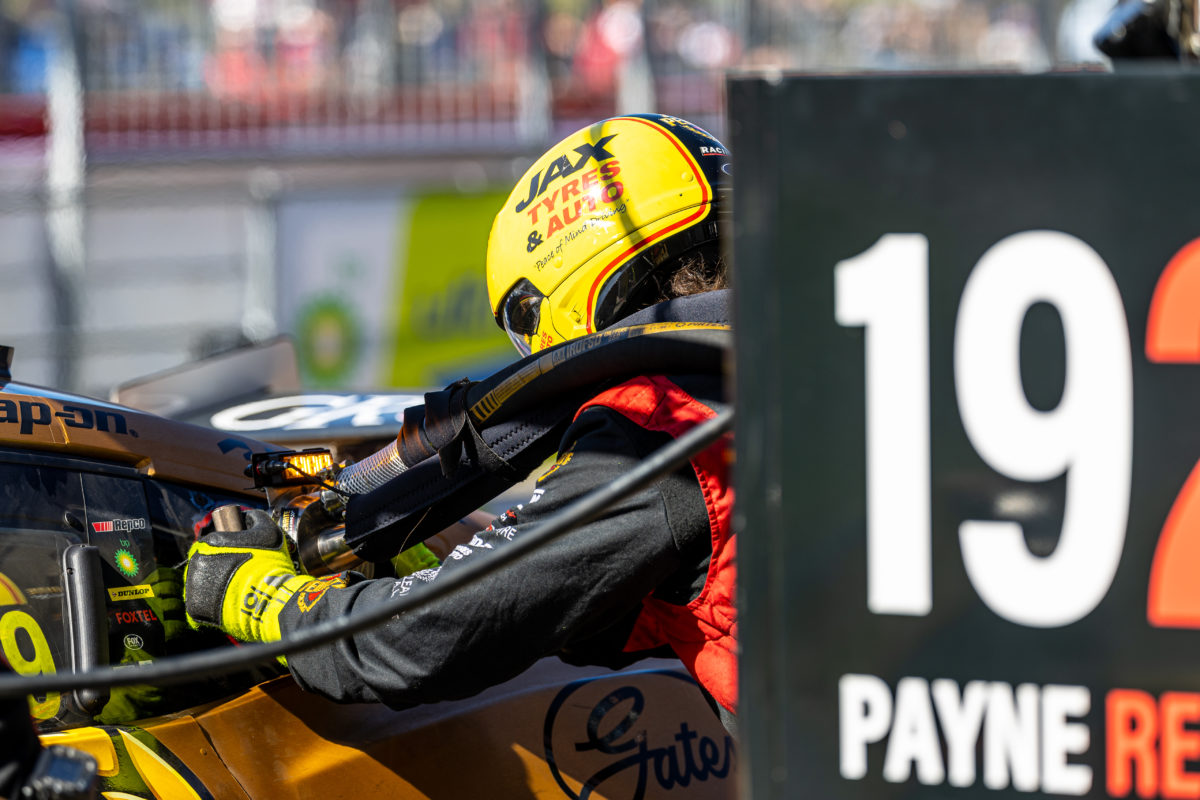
514, 135, 619, 214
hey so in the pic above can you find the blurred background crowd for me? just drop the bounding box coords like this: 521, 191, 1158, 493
0, 0, 1115, 399
0, 0, 1111, 151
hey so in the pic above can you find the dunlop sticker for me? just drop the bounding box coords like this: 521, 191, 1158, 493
108, 585, 154, 602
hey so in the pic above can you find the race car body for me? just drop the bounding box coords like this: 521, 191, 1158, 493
0, 344, 736, 799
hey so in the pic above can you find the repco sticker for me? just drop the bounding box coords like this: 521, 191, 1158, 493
93, 518, 147, 533
0, 399, 135, 437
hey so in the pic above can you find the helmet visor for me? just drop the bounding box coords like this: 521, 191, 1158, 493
498, 279, 545, 357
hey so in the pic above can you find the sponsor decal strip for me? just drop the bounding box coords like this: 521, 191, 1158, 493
107, 584, 155, 602
0, 400, 132, 437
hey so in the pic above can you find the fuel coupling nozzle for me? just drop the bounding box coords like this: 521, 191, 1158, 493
274, 492, 366, 577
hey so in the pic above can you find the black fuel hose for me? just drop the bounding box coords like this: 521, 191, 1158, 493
336, 321, 730, 496
0, 409, 733, 698
340, 319, 731, 560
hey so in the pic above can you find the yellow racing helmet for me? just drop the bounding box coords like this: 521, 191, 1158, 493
487, 113, 731, 355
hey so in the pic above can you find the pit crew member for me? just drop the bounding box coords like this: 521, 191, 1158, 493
184, 113, 737, 733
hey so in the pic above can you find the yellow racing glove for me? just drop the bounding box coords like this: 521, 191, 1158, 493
390, 543, 440, 577
183, 508, 309, 646
144, 565, 187, 644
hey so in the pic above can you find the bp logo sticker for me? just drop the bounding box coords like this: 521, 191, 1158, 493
296, 295, 362, 386
114, 548, 140, 578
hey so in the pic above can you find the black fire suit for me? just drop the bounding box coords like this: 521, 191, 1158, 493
280, 290, 733, 729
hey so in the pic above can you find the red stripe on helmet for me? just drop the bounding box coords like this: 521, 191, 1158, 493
583, 116, 713, 333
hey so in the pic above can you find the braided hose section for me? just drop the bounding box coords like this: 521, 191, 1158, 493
336, 439, 408, 496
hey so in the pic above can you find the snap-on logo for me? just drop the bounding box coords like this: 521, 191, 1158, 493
0, 399, 135, 437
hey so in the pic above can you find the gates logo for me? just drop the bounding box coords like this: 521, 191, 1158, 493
543, 671, 734, 799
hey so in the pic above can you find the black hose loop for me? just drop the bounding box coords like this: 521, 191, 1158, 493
391, 322, 730, 476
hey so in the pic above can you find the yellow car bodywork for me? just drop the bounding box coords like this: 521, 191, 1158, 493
0, 380, 737, 799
